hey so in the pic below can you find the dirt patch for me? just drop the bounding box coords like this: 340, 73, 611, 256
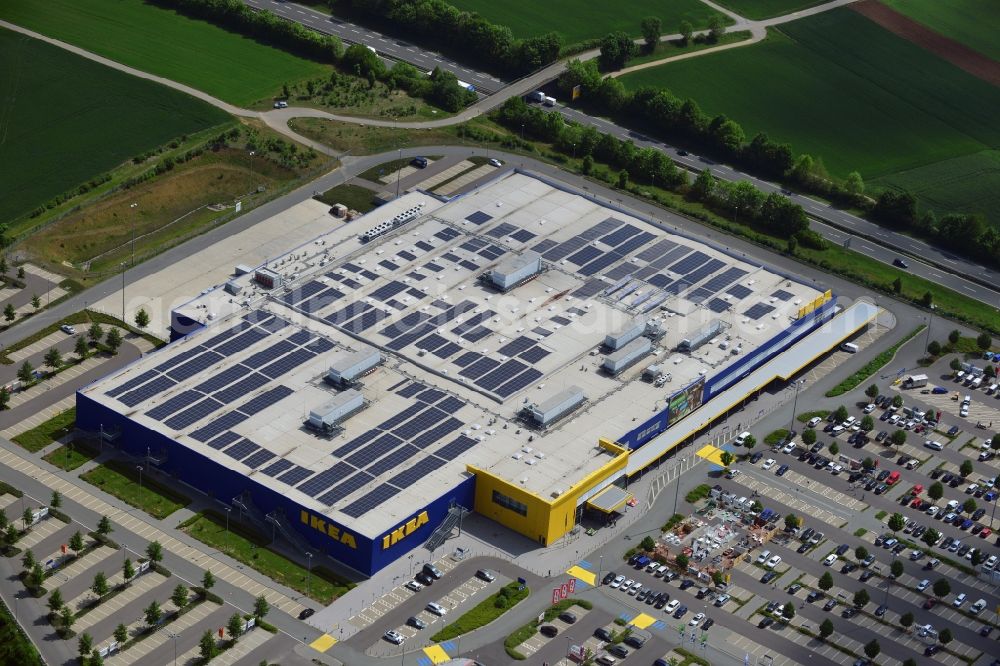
852, 0, 1000, 87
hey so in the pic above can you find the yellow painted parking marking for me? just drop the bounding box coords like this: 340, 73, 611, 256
695, 444, 726, 465
309, 634, 336, 652
629, 612, 656, 629
423, 645, 450, 664
566, 565, 596, 586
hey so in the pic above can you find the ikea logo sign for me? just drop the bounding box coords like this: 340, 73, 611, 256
381, 511, 429, 550
300, 511, 357, 549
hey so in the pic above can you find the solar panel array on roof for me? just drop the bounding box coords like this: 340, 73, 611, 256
190, 411, 248, 442
520, 346, 550, 363
497, 336, 534, 357
317, 471, 374, 506
465, 211, 492, 225
727, 284, 753, 299
340, 484, 402, 518
224, 439, 259, 461
435, 227, 461, 242
707, 298, 732, 313
604, 262, 638, 281
206, 431, 240, 450
238, 385, 294, 415
567, 245, 601, 266
146, 389, 204, 421
771, 289, 794, 301
434, 434, 479, 461
744, 303, 776, 320
164, 397, 223, 430
531, 239, 558, 254
510, 229, 536, 243
243, 449, 277, 469
486, 222, 517, 238
572, 278, 605, 298
118, 375, 176, 407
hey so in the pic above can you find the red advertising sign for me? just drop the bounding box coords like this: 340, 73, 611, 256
568, 578, 577, 594
560, 583, 570, 598
552, 588, 562, 604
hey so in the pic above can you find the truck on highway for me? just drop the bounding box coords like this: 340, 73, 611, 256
543, 95, 556, 107
529, 90, 545, 102
902, 374, 928, 389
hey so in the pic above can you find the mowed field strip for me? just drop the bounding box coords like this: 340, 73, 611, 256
0, 27, 230, 224
0, 0, 330, 107
882, 0, 1000, 62
444, 0, 728, 43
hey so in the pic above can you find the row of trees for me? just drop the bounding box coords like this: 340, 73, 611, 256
342, 0, 562, 75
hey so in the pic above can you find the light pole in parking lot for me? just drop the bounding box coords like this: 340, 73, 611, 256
224, 507, 231, 553
136, 465, 143, 507
787, 379, 805, 435
129, 202, 138, 267
306, 552, 313, 599
167, 631, 178, 665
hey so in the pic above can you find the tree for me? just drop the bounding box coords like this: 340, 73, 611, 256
892, 277, 902, 294
891, 430, 906, 447
784, 514, 800, 531
864, 640, 880, 659
21, 549, 35, 570
3, 303, 15, 322
69, 530, 84, 554
972, 549, 985, 566
96, 515, 113, 536
890, 560, 904, 579
834, 405, 849, 422
74, 336, 89, 359
78, 632, 93, 659
932, 578, 950, 597
900, 611, 914, 628
202, 569, 215, 590
199, 630, 217, 661
22, 508, 33, 530
17, 361, 33, 383
145, 541, 163, 563
920, 291, 933, 308
598, 31, 637, 70
4, 524, 17, 545
862, 457, 875, 471
892, 394, 903, 408
50, 491, 62, 510
134, 308, 150, 330
30, 294, 40, 310
144, 600, 162, 627
855, 546, 869, 562
829, 441, 839, 456
960, 459, 973, 477
927, 340, 941, 356
641, 535, 656, 551
92, 571, 109, 598
0, 508, 6, 530
844, 171, 865, 197
950, 357, 963, 371
719, 450, 734, 467
254, 594, 270, 619
0, 386, 8, 410
949, 329, 961, 344
48, 587, 64, 613
0, 257, 6, 275
888, 513, 905, 533
865, 384, 879, 399
928, 482, 944, 501
16, 266, 23, 279
172, 584, 189, 609
977, 333, 992, 350
88, 322, 104, 343
679, 20, 693, 44
581, 154, 593, 175
939, 627, 953, 644
860, 415, 874, 432
123, 557, 135, 584
819, 618, 834, 640
802, 429, 816, 446
707, 15, 724, 42
114, 623, 128, 645
227, 612, 244, 641
58, 605, 75, 632
105, 328, 123, 354
853, 588, 869, 608
922, 528, 940, 547
676, 553, 689, 569
818, 572, 833, 591
992, 433, 1000, 451
640, 16, 661, 50
963, 498, 977, 514
743, 435, 756, 450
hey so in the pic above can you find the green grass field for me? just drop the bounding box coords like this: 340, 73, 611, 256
446, 0, 726, 44
0, 28, 230, 225
81, 461, 189, 519
882, 0, 1000, 62
712, 0, 828, 20
0, 0, 330, 107
619, 9, 1000, 224
11, 408, 76, 453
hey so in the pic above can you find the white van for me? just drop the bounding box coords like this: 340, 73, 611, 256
971, 598, 987, 614
756, 550, 772, 564
956, 371, 965, 382
734, 431, 752, 446
841, 343, 859, 353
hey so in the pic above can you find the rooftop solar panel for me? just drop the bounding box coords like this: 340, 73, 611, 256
415, 241, 434, 252
153, 346, 206, 373
340, 484, 403, 518
206, 431, 241, 450
452, 351, 480, 368
465, 211, 492, 225
532, 327, 553, 337
531, 239, 558, 254
424, 262, 443, 272
406, 272, 426, 282
146, 390, 205, 421
486, 222, 517, 238
520, 346, 550, 364
431, 341, 462, 359
576, 251, 620, 277
297, 462, 355, 497
379, 260, 399, 271
397, 250, 417, 262
437, 396, 465, 414
287, 329, 313, 345
347, 308, 389, 333
459, 260, 479, 272
728, 284, 753, 299
476, 359, 528, 391
462, 326, 492, 343
494, 368, 543, 398
543, 236, 587, 261
416, 388, 446, 403
370, 281, 408, 301
635, 238, 678, 263
460, 239, 487, 252
259, 348, 315, 379
411, 417, 463, 449
378, 402, 426, 430
163, 397, 223, 430
105, 369, 160, 398
332, 428, 382, 458
259, 315, 289, 334
650, 246, 691, 270
707, 298, 732, 313
194, 364, 250, 394
433, 434, 479, 461
214, 373, 270, 404
600, 224, 639, 247
567, 245, 602, 266
317, 471, 374, 506
771, 289, 794, 301
550, 316, 571, 327
242, 340, 296, 369
299, 289, 343, 313
397, 382, 425, 398
189, 410, 250, 442
242, 449, 277, 469
744, 303, 776, 320
604, 262, 639, 281
393, 407, 449, 441
572, 279, 605, 298
579, 218, 622, 241
435, 227, 461, 242
198, 323, 249, 350
223, 439, 260, 461
510, 229, 536, 243
277, 465, 313, 486
389, 456, 446, 488
366, 444, 420, 476
497, 336, 534, 357
459, 356, 500, 380
118, 375, 176, 407
238, 385, 294, 415
360, 270, 379, 281
260, 459, 294, 477
167, 350, 225, 382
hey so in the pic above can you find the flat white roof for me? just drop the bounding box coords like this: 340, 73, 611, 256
83, 172, 825, 536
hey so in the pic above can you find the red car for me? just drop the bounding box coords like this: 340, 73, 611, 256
910, 497, 922, 508
923, 598, 936, 609
981, 528, 992, 538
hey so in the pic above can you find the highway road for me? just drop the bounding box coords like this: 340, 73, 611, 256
251, 0, 1000, 309
245, 0, 505, 94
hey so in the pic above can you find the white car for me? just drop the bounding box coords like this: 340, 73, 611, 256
953, 593, 967, 608
807, 416, 822, 428
405, 580, 423, 592
654, 565, 668, 577
665, 600, 680, 614
273, 100, 288, 109
735, 431, 752, 446
622, 578, 634, 591
426, 602, 447, 616
831, 425, 845, 435
689, 612, 706, 627
762, 458, 776, 470
488, 158, 503, 167
985, 555, 999, 570
843, 416, 857, 427
384, 630, 405, 645
863, 404, 876, 414
960, 405, 970, 417
823, 554, 838, 566
916, 579, 930, 592
60, 324, 76, 335
610, 575, 626, 588
781, 442, 795, 454
628, 581, 642, 596
765, 555, 782, 569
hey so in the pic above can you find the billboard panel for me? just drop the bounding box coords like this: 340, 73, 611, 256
666, 376, 705, 427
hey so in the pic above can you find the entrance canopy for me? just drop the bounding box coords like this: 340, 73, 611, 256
586, 485, 633, 514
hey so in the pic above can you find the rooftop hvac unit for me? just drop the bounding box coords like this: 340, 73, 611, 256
360, 203, 425, 242
678, 319, 725, 352
325, 346, 382, 386
306, 389, 364, 434
527, 386, 585, 426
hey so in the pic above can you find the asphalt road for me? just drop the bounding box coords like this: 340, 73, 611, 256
245, 0, 505, 94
